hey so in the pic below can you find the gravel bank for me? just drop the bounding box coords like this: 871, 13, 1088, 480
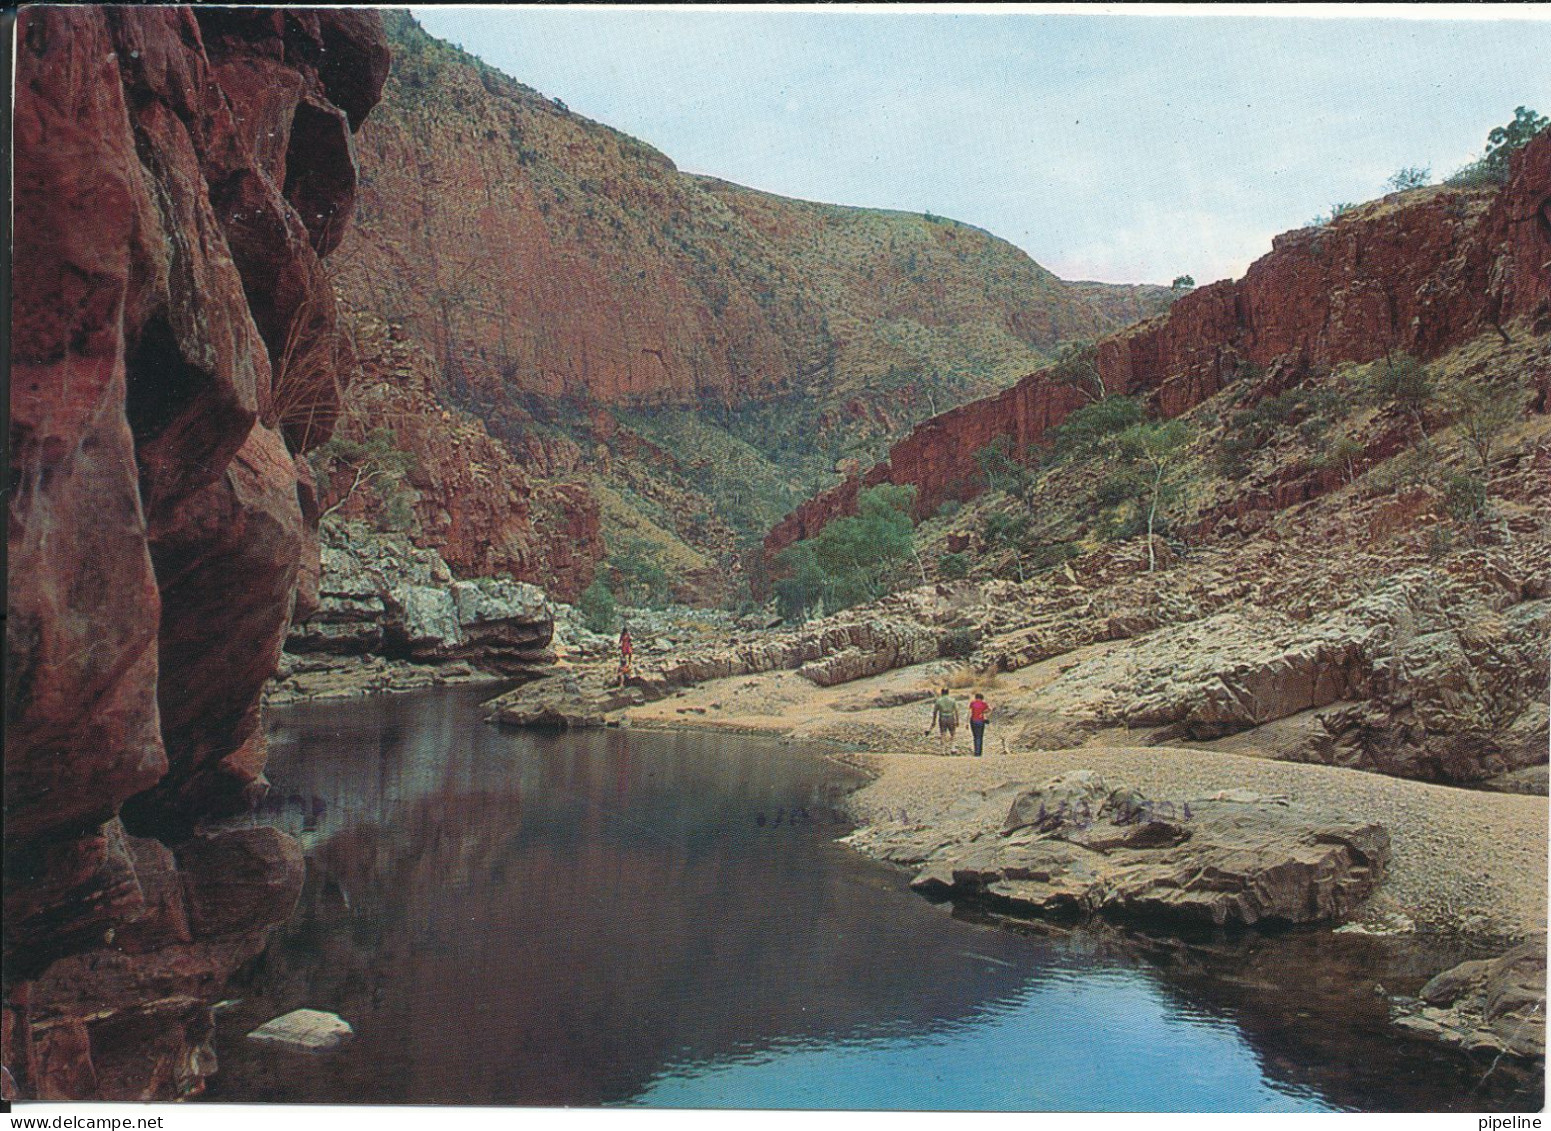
839, 746, 1548, 940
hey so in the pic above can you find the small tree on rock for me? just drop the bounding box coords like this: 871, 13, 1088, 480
1387, 166, 1431, 192
1117, 419, 1192, 571
313, 427, 419, 529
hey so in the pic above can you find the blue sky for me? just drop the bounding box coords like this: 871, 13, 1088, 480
413, 6, 1551, 286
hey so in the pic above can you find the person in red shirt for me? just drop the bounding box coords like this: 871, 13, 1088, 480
968, 692, 991, 757
617, 624, 634, 687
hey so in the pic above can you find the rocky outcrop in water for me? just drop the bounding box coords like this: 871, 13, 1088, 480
484, 674, 643, 729
856, 770, 1388, 929
289, 522, 555, 670
6, 6, 387, 1100
1392, 937, 1546, 1060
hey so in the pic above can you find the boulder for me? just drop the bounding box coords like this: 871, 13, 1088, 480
1395, 937, 1546, 1059
246, 1009, 354, 1054
175, 828, 305, 939
483, 675, 642, 729
287, 522, 556, 676
907, 772, 1387, 929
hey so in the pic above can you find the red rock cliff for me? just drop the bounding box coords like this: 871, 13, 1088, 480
6, 7, 387, 1100
765, 133, 1551, 565
321, 15, 1175, 596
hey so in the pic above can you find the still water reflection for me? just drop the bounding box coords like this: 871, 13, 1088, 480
205, 687, 1537, 1111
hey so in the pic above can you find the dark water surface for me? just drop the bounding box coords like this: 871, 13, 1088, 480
205, 687, 1540, 1111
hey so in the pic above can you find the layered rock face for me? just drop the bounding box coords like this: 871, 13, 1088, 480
766, 132, 1551, 548
321, 310, 603, 601
854, 770, 1389, 928
6, 7, 387, 1100
288, 522, 555, 673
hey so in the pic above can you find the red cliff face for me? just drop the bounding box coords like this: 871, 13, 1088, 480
7, 7, 387, 1100
323, 312, 604, 602
765, 133, 1551, 566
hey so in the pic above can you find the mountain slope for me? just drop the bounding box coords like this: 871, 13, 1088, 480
328, 12, 1175, 601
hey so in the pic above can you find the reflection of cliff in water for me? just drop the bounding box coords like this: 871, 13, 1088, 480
1113, 924, 1544, 1112
207, 688, 1537, 1110
210, 690, 1079, 1105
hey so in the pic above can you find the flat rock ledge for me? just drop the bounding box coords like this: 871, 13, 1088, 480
1392, 936, 1546, 1060
484, 673, 644, 728
849, 770, 1389, 929
246, 1009, 354, 1054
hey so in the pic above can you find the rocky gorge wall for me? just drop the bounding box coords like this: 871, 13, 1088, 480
765, 132, 1551, 555
319, 308, 603, 601
6, 7, 388, 1100
318, 14, 1175, 597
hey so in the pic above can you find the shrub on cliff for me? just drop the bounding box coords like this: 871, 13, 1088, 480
1107, 419, 1192, 571
1374, 353, 1433, 417
1386, 166, 1432, 192
313, 427, 420, 530
1048, 341, 1105, 403
975, 436, 1039, 502
1045, 395, 1146, 461
1447, 106, 1548, 187
1445, 378, 1528, 474
938, 551, 970, 580
772, 484, 917, 620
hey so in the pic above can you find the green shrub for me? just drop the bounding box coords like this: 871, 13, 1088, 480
938, 551, 970, 580
1375, 353, 1432, 411
311, 427, 420, 531
1096, 469, 1143, 507
935, 498, 963, 521
1025, 542, 1080, 572
772, 484, 918, 619
608, 540, 671, 608
1443, 470, 1488, 524
1426, 524, 1453, 560
1046, 396, 1146, 461
1296, 416, 1331, 446
1387, 166, 1432, 192
578, 578, 617, 635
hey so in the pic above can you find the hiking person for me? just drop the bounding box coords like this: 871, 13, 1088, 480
926, 687, 959, 755
968, 691, 991, 757
617, 624, 634, 687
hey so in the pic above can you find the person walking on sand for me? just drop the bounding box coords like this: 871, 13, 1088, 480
617, 624, 634, 687
927, 688, 959, 755
968, 691, 991, 757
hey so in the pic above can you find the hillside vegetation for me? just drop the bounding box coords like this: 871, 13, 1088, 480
327, 12, 1175, 604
